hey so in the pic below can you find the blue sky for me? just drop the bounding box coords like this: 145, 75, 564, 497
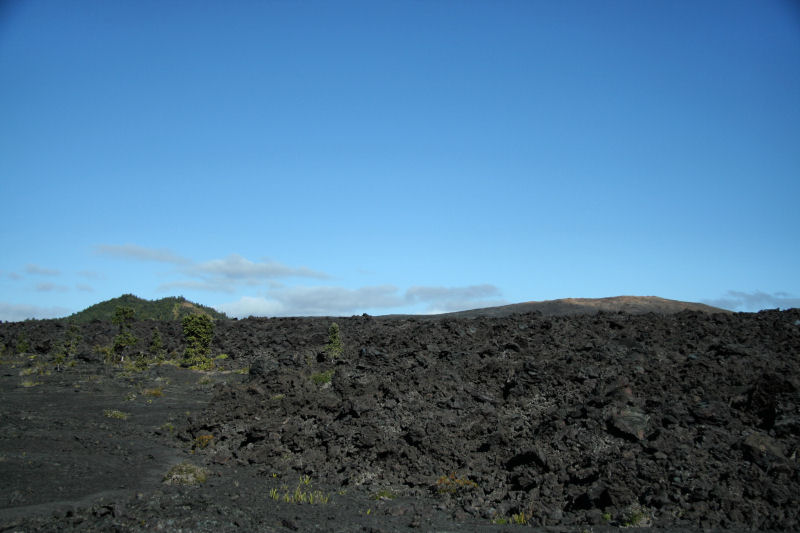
1, 0, 799, 320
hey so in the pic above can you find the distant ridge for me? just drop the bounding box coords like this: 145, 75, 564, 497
68, 294, 227, 323
419, 296, 731, 319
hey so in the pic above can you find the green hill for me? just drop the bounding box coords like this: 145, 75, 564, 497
68, 294, 227, 323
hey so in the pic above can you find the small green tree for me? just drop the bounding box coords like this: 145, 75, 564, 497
65, 322, 82, 354
182, 314, 214, 369
326, 322, 343, 358
15, 335, 30, 355
112, 306, 136, 329
149, 329, 166, 360
53, 322, 82, 369
111, 306, 137, 364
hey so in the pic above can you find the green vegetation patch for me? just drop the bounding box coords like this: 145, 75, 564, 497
108, 305, 138, 365
194, 434, 214, 449
182, 314, 215, 369
622, 504, 653, 527
268, 476, 332, 505
311, 369, 334, 386
492, 512, 529, 525
435, 472, 478, 494
163, 461, 209, 485
103, 409, 129, 420
325, 322, 343, 358
52, 322, 81, 368
69, 294, 227, 323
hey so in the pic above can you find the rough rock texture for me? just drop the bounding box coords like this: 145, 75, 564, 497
1, 307, 799, 531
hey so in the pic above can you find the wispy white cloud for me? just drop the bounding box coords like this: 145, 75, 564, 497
7, 272, 23, 280
78, 270, 104, 280
405, 284, 500, 302
0, 302, 71, 322
405, 284, 505, 313
97, 244, 329, 293
218, 285, 400, 318
268, 284, 403, 316
95, 244, 191, 265
217, 296, 285, 318
218, 283, 505, 318
35, 282, 69, 292
190, 254, 329, 281
25, 264, 60, 276
704, 290, 800, 312
157, 280, 237, 294
76, 283, 94, 292
94, 243, 504, 316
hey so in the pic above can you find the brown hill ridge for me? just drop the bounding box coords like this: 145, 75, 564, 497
432, 295, 730, 318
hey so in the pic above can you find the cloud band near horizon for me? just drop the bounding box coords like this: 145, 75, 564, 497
217, 283, 507, 318
3, 243, 796, 321
703, 290, 800, 312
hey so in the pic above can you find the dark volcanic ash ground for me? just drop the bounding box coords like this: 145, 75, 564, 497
1, 307, 799, 531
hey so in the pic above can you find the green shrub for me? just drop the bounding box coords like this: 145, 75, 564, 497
269, 476, 331, 505
325, 323, 342, 358
110, 306, 137, 364
435, 472, 478, 494
103, 409, 129, 420
149, 329, 166, 360
16, 336, 30, 355
188, 359, 215, 371
112, 331, 137, 360
163, 462, 208, 485
492, 512, 528, 525
622, 504, 652, 527
311, 369, 334, 386
182, 314, 214, 368
511, 512, 528, 525
194, 434, 214, 449
112, 306, 135, 328
52, 322, 82, 368
373, 489, 396, 500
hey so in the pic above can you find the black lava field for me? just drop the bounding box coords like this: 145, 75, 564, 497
1, 307, 799, 531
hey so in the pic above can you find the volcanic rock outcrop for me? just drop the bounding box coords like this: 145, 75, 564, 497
1, 303, 798, 531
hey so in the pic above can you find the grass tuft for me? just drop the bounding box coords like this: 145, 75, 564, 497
311, 369, 334, 386
194, 434, 214, 449
103, 409, 129, 420
373, 489, 396, 500
435, 472, 478, 494
268, 476, 331, 505
163, 461, 209, 485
